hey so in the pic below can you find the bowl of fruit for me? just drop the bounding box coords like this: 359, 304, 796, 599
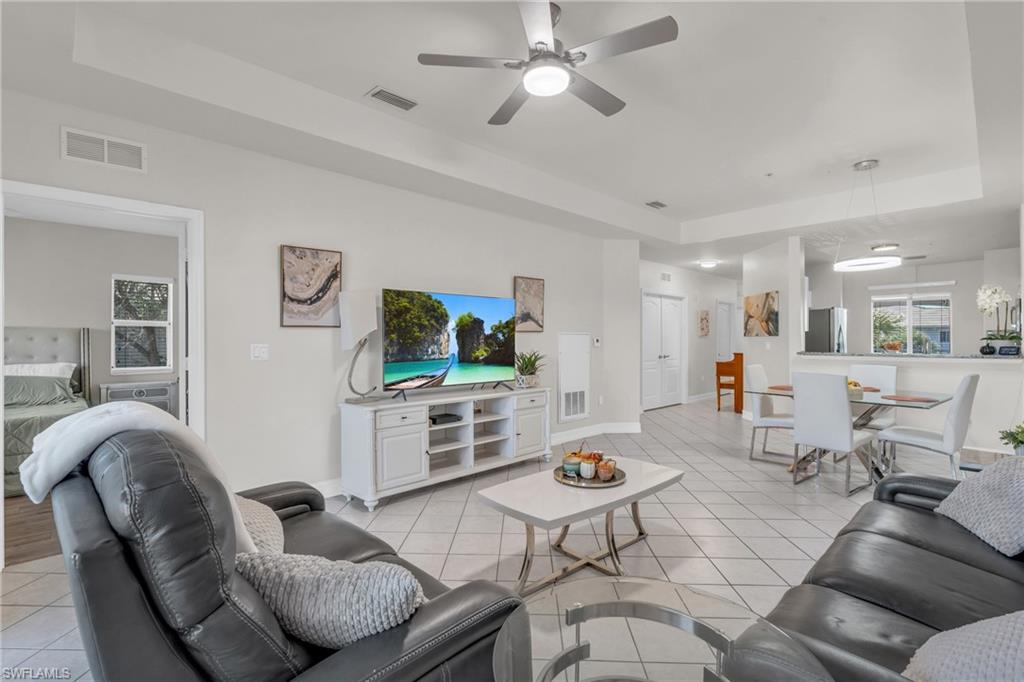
847, 379, 864, 399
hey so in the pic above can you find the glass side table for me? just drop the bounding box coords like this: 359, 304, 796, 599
493, 576, 776, 682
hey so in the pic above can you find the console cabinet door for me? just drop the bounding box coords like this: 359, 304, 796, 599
376, 424, 429, 490
516, 408, 545, 456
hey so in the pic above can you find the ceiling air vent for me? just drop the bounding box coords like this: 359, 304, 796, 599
645, 200, 667, 209
366, 87, 418, 111
904, 255, 927, 261
61, 126, 147, 172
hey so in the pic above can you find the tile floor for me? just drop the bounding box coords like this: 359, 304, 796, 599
0, 399, 960, 679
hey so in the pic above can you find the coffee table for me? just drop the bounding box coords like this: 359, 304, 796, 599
476, 461, 683, 596
492, 576, 770, 682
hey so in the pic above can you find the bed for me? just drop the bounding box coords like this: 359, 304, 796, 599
4, 327, 91, 497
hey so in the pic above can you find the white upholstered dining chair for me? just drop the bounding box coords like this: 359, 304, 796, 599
849, 364, 898, 430
876, 374, 980, 481
745, 364, 793, 464
792, 372, 876, 495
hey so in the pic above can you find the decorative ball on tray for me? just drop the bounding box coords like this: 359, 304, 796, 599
560, 442, 618, 484
847, 379, 864, 399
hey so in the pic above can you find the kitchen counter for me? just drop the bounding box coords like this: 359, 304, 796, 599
798, 351, 1021, 361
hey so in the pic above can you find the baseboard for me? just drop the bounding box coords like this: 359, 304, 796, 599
685, 392, 714, 403
312, 477, 346, 498
551, 421, 642, 445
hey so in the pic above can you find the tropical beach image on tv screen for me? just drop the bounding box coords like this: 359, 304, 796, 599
382, 289, 516, 390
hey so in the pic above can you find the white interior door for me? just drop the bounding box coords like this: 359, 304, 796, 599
716, 301, 733, 362
642, 294, 684, 410
642, 295, 662, 410
660, 297, 683, 406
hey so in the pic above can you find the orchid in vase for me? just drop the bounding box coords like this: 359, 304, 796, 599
977, 284, 1021, 348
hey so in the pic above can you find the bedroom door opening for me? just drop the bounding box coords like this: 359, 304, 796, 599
0, 181, 206, 568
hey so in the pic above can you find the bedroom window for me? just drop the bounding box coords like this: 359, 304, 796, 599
111, 275, 173, 373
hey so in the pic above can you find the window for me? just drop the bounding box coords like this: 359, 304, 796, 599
872, 294, 951, 355
111, 276, 173, 373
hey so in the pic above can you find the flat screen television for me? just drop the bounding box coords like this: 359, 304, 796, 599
382, 289, 516, 391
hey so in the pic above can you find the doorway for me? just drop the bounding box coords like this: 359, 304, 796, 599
642, 293, 685, 410
0, 180, 205, 568
716, 300, 734, 361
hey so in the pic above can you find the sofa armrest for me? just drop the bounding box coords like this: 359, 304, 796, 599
723, 621, 835, 682
292, 581, 522, 682
237, 481, 325, 516
874, 473, 959, 510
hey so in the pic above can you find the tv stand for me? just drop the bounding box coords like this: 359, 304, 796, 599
391, 389, 408, 402
340, 387, 551, 511
494, 381, 515, 391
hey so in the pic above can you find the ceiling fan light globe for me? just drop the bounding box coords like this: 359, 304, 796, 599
523, 63, 570, 97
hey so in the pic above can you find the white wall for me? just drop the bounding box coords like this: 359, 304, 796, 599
1, 90, 641, 489
4, 218, 179, 402
815, 260, 987, 355
983, 247, 1021, 296
603, 241, 642, 424
741, 240, 792, 385
638, 260, 739, 398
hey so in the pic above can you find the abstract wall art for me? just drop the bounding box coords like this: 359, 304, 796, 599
280, 245, 342, 327
743, 290, 780, 337
514, 276, 544, 333
698, 310, 710, 337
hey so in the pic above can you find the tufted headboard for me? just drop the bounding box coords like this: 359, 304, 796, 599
4, 327, 92, 400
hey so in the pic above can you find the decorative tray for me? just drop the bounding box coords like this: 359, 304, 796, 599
553, 467, 627, 489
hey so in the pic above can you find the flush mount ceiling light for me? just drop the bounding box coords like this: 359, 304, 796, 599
833, 255, 902, 272
832, 159, 902, 273
522, 57, 570, 96
698, 259, 720, 269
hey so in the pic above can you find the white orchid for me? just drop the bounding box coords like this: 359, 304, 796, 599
977, 284, 1011, 317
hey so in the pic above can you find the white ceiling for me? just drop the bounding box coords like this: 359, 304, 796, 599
107, 1, 982, 221
2, 2, 1020, 277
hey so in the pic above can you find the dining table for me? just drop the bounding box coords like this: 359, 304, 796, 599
746, 385, 954, 490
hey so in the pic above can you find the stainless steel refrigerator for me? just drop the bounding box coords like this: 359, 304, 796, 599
805, 307, 848, 353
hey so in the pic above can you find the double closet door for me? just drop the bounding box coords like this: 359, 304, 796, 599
642, 294, 683, 410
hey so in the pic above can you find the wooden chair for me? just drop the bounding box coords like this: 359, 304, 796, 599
715, 352, 744, 413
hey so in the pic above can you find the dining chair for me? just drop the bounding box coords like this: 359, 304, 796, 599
877, 374, 980, 481
792, 372, 876, 495
849, 364, 898, 430
745, 364, 793, 464
715, 352, 744, 413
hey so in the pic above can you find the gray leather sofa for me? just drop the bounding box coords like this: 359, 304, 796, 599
51, 430, 523, 681
725, 473, 1024, 681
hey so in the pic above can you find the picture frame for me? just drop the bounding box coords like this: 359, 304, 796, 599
743, 290, 780, 337
514, 276, 545, 333
280, 244, 342, 327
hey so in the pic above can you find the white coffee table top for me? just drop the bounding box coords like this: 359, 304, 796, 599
476, 461, 683, 530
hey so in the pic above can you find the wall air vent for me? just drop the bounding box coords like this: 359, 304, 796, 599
645, 200, 667, 209
61, 126, 147, 172
366, 87, 418, 111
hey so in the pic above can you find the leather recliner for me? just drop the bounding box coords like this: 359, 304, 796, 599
724, 473, 1024, 681
51, 429, 523, 681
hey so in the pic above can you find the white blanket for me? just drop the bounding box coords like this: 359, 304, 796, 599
20, 401, 257, 554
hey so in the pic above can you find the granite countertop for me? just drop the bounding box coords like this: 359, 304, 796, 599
797, 351, 1021, 360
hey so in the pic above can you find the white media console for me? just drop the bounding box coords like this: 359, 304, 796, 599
339, 387, 551, 510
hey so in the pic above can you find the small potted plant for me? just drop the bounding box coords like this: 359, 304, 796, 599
999, 424, 1024, 457
978, 284, 1022, 351
514, 350, 545, 388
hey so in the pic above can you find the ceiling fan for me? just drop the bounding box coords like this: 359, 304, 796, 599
417, 2, 679, 125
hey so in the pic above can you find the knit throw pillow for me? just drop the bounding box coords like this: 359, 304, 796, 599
903, 611, 1024, 682
236, 552, 424, 649
935, 457, 1024, 556
235, 495, 285, 554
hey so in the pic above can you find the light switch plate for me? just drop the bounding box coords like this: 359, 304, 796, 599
250, 344, 270, 361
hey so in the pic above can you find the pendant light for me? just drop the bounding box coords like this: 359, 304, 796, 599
833, 160, 902, 273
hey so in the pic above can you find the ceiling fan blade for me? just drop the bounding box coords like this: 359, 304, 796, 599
568, 72, 625, 117
488, 83, 530, 125
518, 1, 555, 51
568, 16, 678, 66
418, 54, 522, 69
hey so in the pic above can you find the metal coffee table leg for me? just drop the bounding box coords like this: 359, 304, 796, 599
515, 501, 649, 597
